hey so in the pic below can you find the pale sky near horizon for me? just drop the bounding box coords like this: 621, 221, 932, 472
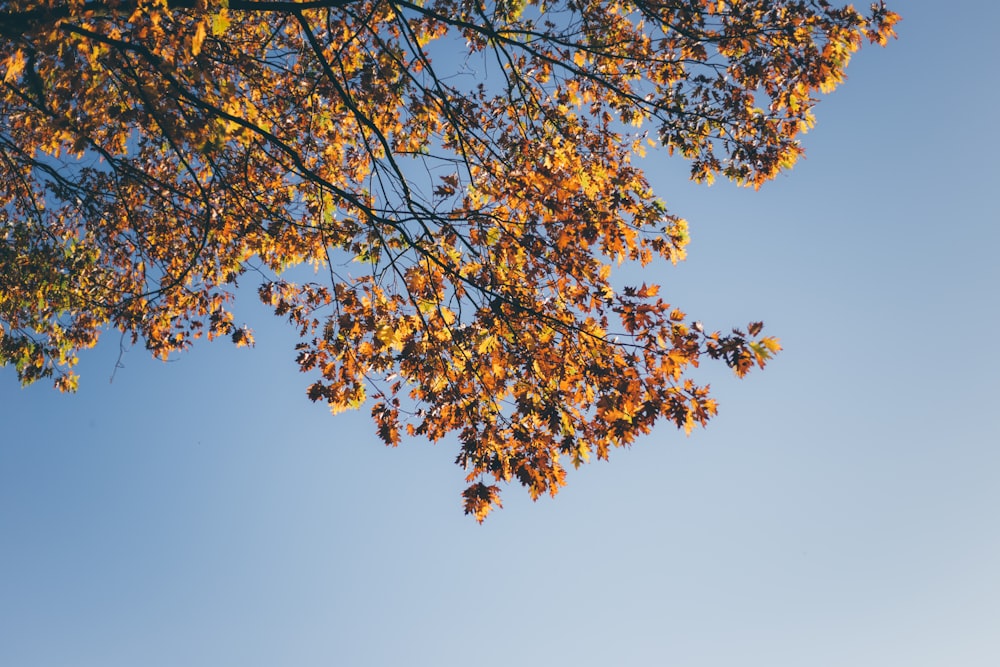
2, 2, 999, 666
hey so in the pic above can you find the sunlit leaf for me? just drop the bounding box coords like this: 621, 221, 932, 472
0, 0, 897, 519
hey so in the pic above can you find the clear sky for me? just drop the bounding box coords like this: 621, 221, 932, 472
2, 2, 998, 665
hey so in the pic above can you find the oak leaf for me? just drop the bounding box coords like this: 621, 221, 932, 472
0, 0, 898, 519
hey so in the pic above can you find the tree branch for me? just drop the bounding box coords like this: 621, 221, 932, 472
1, 0, 361, 35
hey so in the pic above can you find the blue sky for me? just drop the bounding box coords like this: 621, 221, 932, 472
2, 2, 998, 665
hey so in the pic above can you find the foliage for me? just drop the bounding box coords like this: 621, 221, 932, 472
0, 0, 897, 519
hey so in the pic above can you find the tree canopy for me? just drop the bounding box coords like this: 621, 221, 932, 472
0, 0, 898, 519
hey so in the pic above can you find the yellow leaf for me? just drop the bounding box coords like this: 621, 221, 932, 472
762, 336, 782, 353
3, 49, 25, 84
477, 334, 498, 355
211, 9, 231, 37
374, 323, 396, 348
192, 21, 207, 56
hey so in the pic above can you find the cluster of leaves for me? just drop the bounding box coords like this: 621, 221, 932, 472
0, 0, 897, 518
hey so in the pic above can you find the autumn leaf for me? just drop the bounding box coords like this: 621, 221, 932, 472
0, 0, 897, 518
191, 20, 207, 56
463, 483, 504, 523
2, 49, 25, 84
211, 9, 231, 37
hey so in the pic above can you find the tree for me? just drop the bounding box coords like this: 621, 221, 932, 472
0, 0, 898, 519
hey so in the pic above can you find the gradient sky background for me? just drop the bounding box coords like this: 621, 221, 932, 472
2, 1, 998, 665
